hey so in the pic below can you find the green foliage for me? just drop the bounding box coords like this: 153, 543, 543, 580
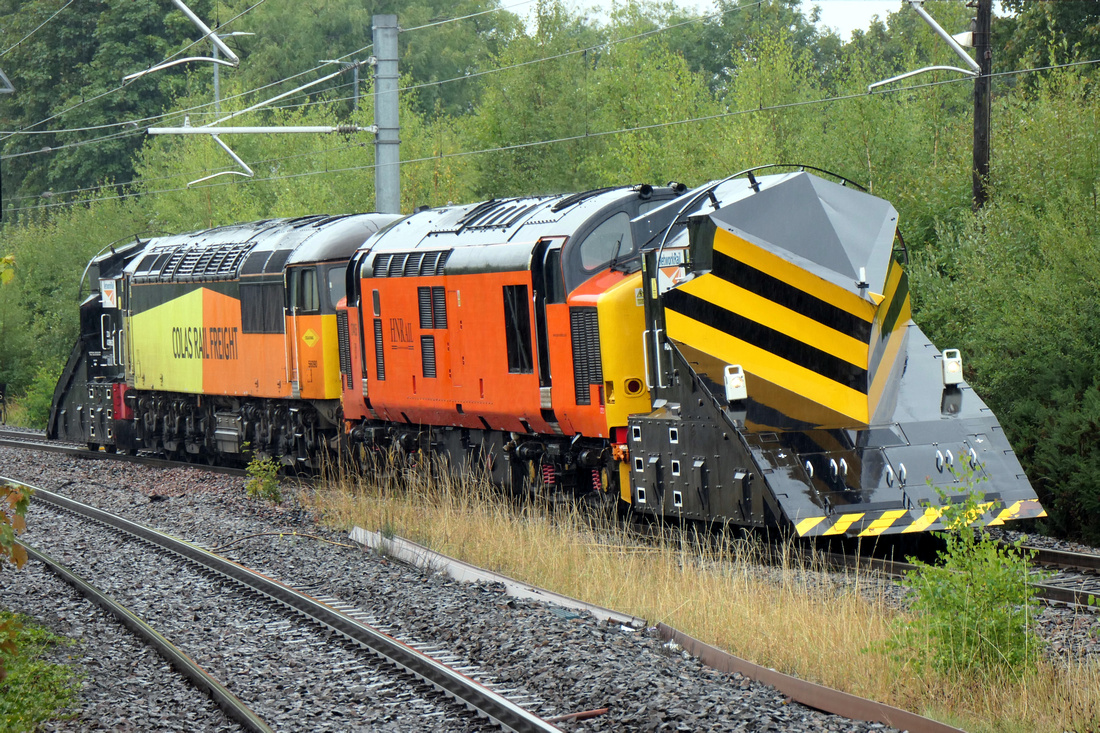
0, 481, 34, 685
911, 66, 1100, 543
0, 482, 33, 574
12, 366, 62, 431
246, 452, 283, 505
0, 611, 80, 729
892, 472, 1044, 678
0, 0, 215, 212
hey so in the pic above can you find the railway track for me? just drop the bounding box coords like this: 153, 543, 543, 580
8, 476, 563, 732
820, 544, 1100, 608
5, 428, 1098, 609
0, 425, 249, 475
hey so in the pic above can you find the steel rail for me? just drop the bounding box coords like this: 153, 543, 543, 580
820, 547, 1100, 608
0, 431, 247, 477
1022, 545, 1100, 607
18, 541, 274, 733
1024, 545, 1100, 573
11, 478, 561, 733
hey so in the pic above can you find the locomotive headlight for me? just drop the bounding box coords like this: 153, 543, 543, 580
724, 364, 747, 402
942, 349, 963, 387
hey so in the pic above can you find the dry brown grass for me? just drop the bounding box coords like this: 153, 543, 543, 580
302, 456, 1100, 733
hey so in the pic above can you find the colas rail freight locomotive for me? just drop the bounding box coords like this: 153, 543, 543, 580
49, 166, 1046, 538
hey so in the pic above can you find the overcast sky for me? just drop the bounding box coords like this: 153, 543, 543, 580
811, 0, 902, 40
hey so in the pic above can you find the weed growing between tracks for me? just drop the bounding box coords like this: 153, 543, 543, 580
302, 456, 1100, 733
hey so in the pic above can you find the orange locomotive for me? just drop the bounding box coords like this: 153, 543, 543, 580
338, 184, 679, 498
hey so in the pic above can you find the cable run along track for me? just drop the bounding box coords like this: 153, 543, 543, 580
6, 476, 563, 733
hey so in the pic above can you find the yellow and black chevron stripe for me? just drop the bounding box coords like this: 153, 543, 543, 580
663, 226, 910, 426
793, 499, 1048, 538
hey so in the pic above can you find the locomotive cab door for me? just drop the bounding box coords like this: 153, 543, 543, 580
286, 267, 321, 397
531, 238, 566, 424
286, 265, 342, 400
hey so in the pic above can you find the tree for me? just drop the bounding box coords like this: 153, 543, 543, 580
999, 0, 1100, 71
0, 0, 215, 215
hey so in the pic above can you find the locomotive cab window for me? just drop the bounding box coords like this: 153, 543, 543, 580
287, 268, 320, 314
327, 266, 346, 310
503, 284, 533, 374
579, 212, 633, 271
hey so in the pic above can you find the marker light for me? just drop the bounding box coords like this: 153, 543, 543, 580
724, 364, 747, 402
942, 349, 963, 387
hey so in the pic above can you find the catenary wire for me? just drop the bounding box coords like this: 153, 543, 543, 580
8, 57, 1099, 215
0, 0, 78, 57
0, 0, 268, 142
399, 0, 535, 33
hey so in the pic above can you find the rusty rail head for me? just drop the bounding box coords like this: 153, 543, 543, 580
655, 624, 966, 733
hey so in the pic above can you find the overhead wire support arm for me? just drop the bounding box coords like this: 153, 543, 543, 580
147, 120, 373, 187
147, 61, 369, 187
868, 65, 976, 92
907, 0, 981, 74
148, 125, 374, 135
867, 0, 980, 92
123, 0, 240, 81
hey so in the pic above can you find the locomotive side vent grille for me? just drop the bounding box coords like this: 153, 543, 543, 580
336, 310, 353, 390
372, 250, 452, 278
432, 286, 447, 328
418, 287, 434, 329
418, 286, 449, 329
421, 336, 437, 378
373, 319, 386, 381
373, 254, 392, 276
570, 307, 603, 405
404, 252, 425, 276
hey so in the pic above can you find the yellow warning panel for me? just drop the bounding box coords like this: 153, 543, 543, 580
128, 288, 205, 393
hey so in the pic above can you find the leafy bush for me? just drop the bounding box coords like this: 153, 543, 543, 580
0, 611, 79, 730
245, 453, 283, 505
1, 481, 34, 684
892, 472, 1044, 677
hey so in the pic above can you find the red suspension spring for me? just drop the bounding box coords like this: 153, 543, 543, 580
542, 463, 557, 488
591, 468, 602, 492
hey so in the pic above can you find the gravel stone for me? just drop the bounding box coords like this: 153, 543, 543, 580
3, 444, 1099, 731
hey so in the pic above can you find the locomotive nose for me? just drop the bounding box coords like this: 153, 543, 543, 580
745, 423, 1045, 538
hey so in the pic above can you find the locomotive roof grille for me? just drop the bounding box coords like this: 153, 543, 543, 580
550, 186, 618, 212
433, 198, 546, 235
372, 249, 451, 278
131, 242, 256, 283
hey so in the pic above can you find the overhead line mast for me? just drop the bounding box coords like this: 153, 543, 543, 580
972, 0, 992, 210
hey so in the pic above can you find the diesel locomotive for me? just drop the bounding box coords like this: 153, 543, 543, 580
49, 167, 1046, 537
